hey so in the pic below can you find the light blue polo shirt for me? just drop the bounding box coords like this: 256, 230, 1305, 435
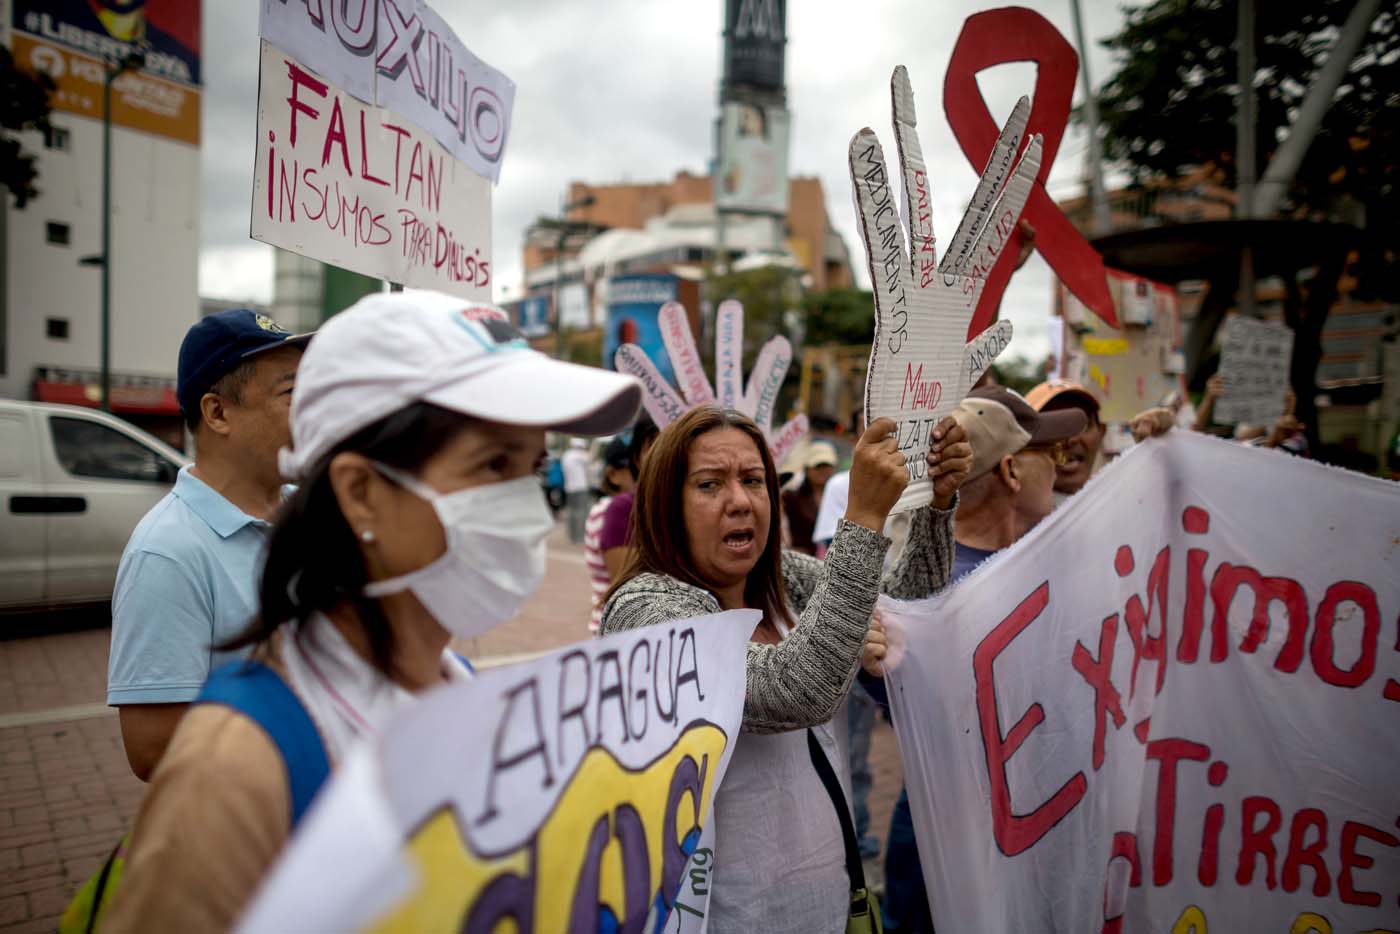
108, 466, 273, 705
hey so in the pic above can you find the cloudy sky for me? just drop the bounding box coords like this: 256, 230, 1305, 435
199, 0, 1131, 363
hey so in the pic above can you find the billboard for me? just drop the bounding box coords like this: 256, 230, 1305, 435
605, 275, 678, 385
723, 0, 786, 91
716, 101, 790, 215
508, 295, 551, 338
11, 0, 201, 145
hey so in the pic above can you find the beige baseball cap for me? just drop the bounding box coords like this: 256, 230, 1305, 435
804, 441, 839, 469
954, 386, 1087, 480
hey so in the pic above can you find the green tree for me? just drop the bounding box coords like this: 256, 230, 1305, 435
990, 355, 1050, 396
800, 287, 875, 347
705, 265, 806, 417
1093, 0, 1399, 443
1, 47, 55, 209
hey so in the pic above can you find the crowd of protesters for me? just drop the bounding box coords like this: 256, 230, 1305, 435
78, 280, 1352, 933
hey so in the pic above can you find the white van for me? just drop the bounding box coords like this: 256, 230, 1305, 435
0, 400, 188, 612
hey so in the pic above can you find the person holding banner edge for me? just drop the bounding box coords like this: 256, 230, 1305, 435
102, 292, 641, 932
600, 404, 972, 933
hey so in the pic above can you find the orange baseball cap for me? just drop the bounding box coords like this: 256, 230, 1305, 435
1026, 379, 1100, 418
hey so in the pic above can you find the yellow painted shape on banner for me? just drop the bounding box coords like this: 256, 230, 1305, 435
366, 723, 728, 933
1087, 364, 1108, 390
1082, 337, 1130, 356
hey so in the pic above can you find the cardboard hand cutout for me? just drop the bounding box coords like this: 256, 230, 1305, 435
614, 300, 809, 465
851, 66, 1041, 512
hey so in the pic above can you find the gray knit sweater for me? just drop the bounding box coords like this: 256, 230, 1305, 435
599, 501, 956, 733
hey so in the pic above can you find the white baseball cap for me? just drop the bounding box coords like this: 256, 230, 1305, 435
279, 290, 642, 480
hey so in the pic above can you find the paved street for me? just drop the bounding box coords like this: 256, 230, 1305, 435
0, 523, 904, 932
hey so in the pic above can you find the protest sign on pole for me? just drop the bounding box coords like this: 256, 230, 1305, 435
1216, 315, 1295, 426
250, 41, 492, 299
237, 610, 757, 933
852, 66, 1036, 512
879, 432, 1400, 932
258, 0, 515, 184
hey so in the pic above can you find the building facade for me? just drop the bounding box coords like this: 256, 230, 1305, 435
2, 0, 202, 442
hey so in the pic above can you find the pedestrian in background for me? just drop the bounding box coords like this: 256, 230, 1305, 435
596, 414, 659, 580
582, 436, 633, 633
108, 309, 309, 781
561, 437, 592, 543
103, 292, 640, 932
782, 440, 838, 555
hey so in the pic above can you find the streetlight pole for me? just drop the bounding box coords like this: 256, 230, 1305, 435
552, 193, 595, 359
86, 51, 143, 412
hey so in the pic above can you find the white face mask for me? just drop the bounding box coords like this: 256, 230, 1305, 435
362, 464, 553, 638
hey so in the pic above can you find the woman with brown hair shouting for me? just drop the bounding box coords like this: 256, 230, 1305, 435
600, 404, 972, 932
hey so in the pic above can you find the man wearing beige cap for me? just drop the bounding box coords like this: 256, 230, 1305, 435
782, 440, 839, 555
948, 385, 1087, 580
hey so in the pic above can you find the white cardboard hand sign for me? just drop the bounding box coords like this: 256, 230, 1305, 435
851, 66, 1042, 512
614, 300, 809, 465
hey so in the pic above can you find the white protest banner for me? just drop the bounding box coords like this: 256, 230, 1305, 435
615, 299, 809, 466
852, 67, 1037, 512
259, 0, 514, 183
1216, 315, 1295, 426
251, 41, 491, 299
238, 610, 757, 933
879, 432, 1400, 933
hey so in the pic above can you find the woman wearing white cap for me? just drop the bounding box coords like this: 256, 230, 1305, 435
102, 291, 641, 931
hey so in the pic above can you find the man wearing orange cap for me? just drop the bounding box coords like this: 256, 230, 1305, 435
1027, 379, 1175, 504
1025, 380, 1106, 503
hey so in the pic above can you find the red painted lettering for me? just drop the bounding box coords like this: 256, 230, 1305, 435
1311, 581, 1380, 688
1146, 738, 1210, 886
285, 60, 327, 147
1211, 564, 1310, 671
359, 111, 389, 187
974, 582, 1087, 856
1236, 796, 1283, 889
321, 96, 351, 175
1338, 819, 1399, 907
1072, 614, 1124, 770
1281, 808, 1331, 897
1123, 546, 1170, 698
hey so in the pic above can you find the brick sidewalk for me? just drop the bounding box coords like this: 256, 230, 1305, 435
0, 524, 904, 931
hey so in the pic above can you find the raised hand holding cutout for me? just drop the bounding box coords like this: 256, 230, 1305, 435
851, 65, 1041, 512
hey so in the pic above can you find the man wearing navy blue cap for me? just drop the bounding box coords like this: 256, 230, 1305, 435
109, 309, 310, 780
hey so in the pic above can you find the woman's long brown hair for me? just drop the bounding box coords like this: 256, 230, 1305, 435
604, 405, 791, 627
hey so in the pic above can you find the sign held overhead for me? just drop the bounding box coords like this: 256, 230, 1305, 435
1215, 315, 1295, 426
851, 66, 1038, 512
251, 42, 492, 298
259, 0, 515, 183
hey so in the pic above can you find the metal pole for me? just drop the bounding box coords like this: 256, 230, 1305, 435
1069, 0, 1112, 234
100, 67, 114, 412
553, 227, 566, 359
1236, 0, 1257, 316
1253, 0, 1381, 218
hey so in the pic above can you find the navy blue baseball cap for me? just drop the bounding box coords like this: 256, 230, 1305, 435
177, 309, 312, 417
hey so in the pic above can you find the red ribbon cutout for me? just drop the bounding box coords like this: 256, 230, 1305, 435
944, 5, 1119, 338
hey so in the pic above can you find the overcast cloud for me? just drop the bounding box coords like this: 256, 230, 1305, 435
197, 0, 1130, 364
